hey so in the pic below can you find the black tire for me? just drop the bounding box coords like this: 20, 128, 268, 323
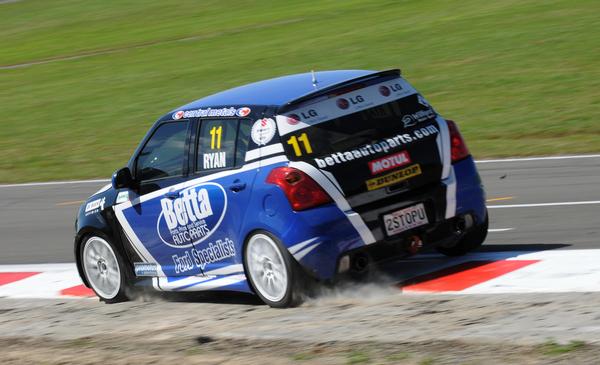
436, 212, 489, 257
79, 233, 133, 303
243, 231, 306, 308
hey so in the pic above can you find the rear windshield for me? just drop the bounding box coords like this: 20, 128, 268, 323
280, 93, 438, 162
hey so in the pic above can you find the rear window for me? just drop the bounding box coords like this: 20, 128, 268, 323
281, 94, 438, 162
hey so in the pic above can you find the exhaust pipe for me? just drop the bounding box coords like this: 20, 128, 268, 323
407, 235, 423, 254
351, 253, 369, 272
454, 214, 474, 235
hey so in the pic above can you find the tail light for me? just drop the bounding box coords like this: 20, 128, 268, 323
446, 119, 470, 163
266, 167, 333, 211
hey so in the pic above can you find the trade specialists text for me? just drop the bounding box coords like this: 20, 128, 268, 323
172, 237, 236, 273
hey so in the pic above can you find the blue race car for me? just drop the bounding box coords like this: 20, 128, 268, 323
75, 69, 487, 307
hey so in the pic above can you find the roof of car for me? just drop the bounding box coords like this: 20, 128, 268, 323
173, 70, 378, 112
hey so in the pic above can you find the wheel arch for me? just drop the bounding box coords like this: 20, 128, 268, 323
74, 224, 129, 288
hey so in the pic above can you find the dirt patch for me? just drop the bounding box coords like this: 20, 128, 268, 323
1, 336, 597, 364
1, 292, 600, 363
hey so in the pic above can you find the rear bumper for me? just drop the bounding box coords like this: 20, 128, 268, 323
290, 156, 486, 281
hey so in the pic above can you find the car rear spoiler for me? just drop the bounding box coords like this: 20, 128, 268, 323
277, 68, 401, 114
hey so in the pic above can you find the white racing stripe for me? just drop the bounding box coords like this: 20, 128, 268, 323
435, 116, 451, 180
444, 167, 457, 219
488, 201, 600, 209
293, 241, 322, 261
159, 274, 247, 292
488, 228, 514, 232
288, 161, 376, 244
244, 143, 285, 162
288, 237, 320, 255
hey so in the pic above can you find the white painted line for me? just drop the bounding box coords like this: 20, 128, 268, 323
476, 154, 600, 164
488, 200, 600, 209
0, 179, 110, 188
488, 228, 514, 232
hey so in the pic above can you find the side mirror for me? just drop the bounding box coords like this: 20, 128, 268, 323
112, 167, 134, 189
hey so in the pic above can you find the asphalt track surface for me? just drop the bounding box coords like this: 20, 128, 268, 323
0, 155, 598, 265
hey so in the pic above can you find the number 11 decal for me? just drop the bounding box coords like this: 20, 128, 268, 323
210, 126, 222, 149
286, 132, 313, 157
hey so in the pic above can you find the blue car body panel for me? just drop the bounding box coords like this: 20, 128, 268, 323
75, 69, 487, 296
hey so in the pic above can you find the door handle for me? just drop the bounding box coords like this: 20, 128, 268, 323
164, 191, 179, 200
229, 181, 247, 192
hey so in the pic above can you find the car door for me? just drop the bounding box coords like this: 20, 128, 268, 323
185, 117, 255, 274
114, 117, 255, 278
114, 119, 197, 277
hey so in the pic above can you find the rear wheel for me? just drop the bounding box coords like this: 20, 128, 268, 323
436, 212, 489, 257
244, 231, 304, 308
81, 235, 131, 303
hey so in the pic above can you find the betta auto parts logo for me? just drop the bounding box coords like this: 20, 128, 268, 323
157, 183, 227, 248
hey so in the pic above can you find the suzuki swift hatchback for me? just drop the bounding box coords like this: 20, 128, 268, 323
75, 69, 487, 307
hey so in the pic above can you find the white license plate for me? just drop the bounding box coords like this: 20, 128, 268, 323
383, 203, 428, 236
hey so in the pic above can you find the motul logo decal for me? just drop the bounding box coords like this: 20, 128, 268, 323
368, 151, 411, 175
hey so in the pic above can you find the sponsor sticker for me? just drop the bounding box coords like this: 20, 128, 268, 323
336, 98, 350, 110
286, 114, 300, 125
287, 109, 319, 123
203, 151, 227, 169
134, 263, 158, 277
379, 85, 391, 97
365, 164, 422, 191
337, 95, 368, 110
84, 197, 106, 216
402, 108, 436, 128
171, 237, 236, 272
157, 183, 227, 248
251, 118, 277, 146
236, 107, 251, 117
172, 110, 185, 120
115, 191, 130, 204
314, 125, 439, 169
173, 107, 240, 120
369, 151, 411, 175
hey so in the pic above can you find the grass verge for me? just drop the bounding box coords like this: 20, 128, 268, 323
1, 0, 599, 182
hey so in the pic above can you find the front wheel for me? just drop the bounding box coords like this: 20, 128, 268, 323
244, 231, 304, 308
81, 234, 131, 303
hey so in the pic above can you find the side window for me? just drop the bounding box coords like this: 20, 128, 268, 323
136, 121, 189, 182
196, 119, 250, 172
